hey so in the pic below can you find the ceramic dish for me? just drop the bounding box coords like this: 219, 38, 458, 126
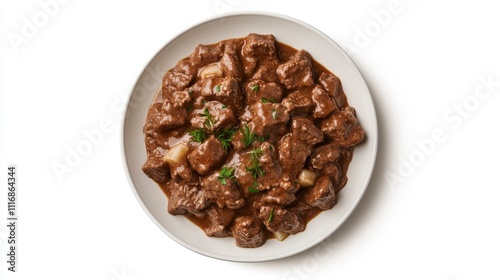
122, 12, 377, 262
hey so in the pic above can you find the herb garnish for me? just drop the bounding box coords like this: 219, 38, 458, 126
186, 105, 193, 112
250, 84, 259, 93
200, 108, 216, 130
215, 84, 221, 92
188, 128, 207, 143
267, 208, 274, 222
216, 127, 237, 151
248, 182, 260, 193
271, 108, 278, 120
246, 148, 264, 179
261, 97, 277, 104
241, 124, 258, 148
218, 167, 235, 185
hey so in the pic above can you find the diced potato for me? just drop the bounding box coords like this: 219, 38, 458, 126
199, 63, 222, 79
298, 169, 317, 187
274, 231, 289, 241
164, 143, 189, 165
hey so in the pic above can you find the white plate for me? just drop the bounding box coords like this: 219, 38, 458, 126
121, 12, 377, 262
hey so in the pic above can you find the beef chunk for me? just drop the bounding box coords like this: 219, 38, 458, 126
249, 102, 289, 137
220, 45, 244, 81
199, 77, 243, 109
322, 163, 347, 193
277, 134, 311, 179
190, 43, 223, 67
170, 90, 193, 109
311, 85, 338, 119
241, 33, 277, 60
241, 56, 257, 78
169, 161, 199, 185
143, 102, 162, 134
319, 106, 365, 147
142, 155, 169, 184
252, 63, 279, 82
201, 171, 245, 209
318, 72, 347, 109
291, 116, 324, 146
144, 99, 187, 132
162, 60, 197, 97
244, 80, 284, 105
303, 175, 336, 210
187, 136, 226, 175
235, 142, 282, 194
261, 186, 296, 206
282, 90, 315, 115
167, 180, 210, 215
260, 206, 304, 234
276, 50, 315, 90
204, 206, 236, 237
231, 216, 267, 248
310, 143, 341, 170
190, 101, 237, 133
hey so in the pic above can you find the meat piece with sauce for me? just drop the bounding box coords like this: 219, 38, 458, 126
303, 175, 336, 210
142, 155, 170, 184
260, 206, 305, 234
166, 180, 210, 215
187, 136, 227, 175
276, 50, 315, 90
277, 133, 311, 178
248, 102, 289, 138
318, 72, 347, 109
244, 80, 284, 105
201, 171, 245, 209
231, 216, 267, 248
204, 205, 236, 237
319, 106, 365, 147
291, 116, 324, 147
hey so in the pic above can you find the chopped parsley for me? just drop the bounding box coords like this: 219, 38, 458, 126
250, 84, 259, 93
261, 97, 277, 104
186, 105, 193, 112
241, 124, 260, 148
267, 208, 274, 222
200, 108, 216, 130
248, 181, 260, 193
271, 108, 278, 120
218, 167, 235, 185
188, 128, 207, 143
216, 127, 237, 152
246, 148, 264, 179
214, 84, 221, 92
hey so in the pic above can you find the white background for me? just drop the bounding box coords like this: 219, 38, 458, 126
1, 0, 500, 279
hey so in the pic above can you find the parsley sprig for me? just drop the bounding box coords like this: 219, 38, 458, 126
188, 128, 207, 143
216, 127, 237, 152
248, 181, 260, 193
250, 84, 259, 93
200, 108, 216, 130
267, 208, 274, 222
218, 167, 235, 185
246, 148, 264, 179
